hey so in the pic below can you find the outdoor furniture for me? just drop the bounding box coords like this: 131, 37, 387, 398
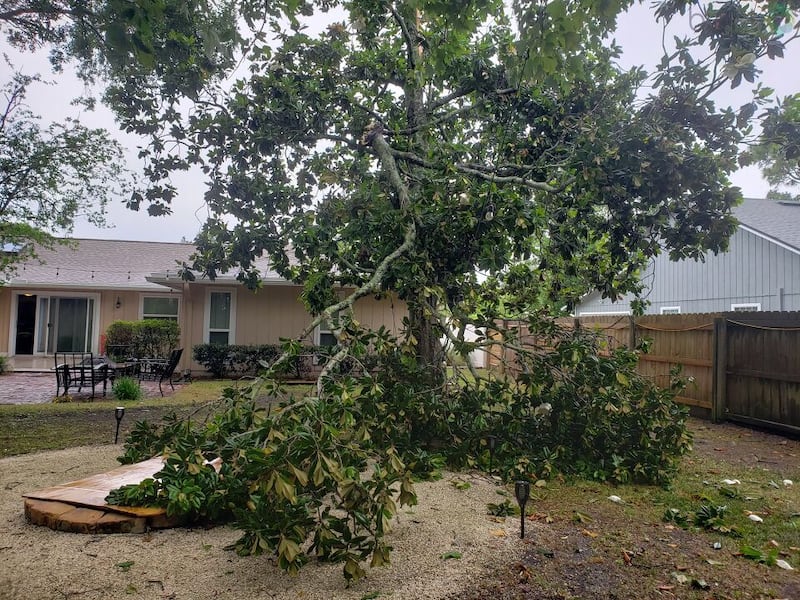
54, 352, 110, 399
138, 348, 183, 396
105, 358, 140, 381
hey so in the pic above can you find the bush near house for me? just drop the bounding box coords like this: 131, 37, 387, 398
192, 343, 327, 379
106, 320, 180, 359
112, 376, 143, 401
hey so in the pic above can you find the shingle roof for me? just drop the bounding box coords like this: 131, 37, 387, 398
6, 238, 289, 289
7, 239, 196, 289
735, 198, 800, 253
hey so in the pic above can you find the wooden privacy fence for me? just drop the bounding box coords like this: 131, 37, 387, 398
490, 312, 800, 435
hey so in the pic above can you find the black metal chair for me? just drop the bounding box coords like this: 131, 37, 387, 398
138, 348, 183, 396
54, 352, 110, 399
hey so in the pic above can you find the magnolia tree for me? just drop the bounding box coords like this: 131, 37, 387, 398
16, 0, 799, 581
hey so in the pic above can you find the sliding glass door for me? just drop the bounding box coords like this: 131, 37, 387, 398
16, 294, 96, 355
47, 297, 94, 352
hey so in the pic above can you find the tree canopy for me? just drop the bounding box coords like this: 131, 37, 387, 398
0, 70, 130, 273
0, 0, 260, 269
129, 1, 753, 356
744, 93, 800, 199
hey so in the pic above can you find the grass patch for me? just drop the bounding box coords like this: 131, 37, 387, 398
0, 379, 314, 458
502, 429, 800, 599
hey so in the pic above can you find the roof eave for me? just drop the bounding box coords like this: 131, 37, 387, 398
738, 224, 800, 257
4, 281, 167, 292
146, 273, 297, 288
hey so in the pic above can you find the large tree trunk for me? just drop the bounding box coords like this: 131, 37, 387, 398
408, 296, 446, 386
400, 6, 445, 386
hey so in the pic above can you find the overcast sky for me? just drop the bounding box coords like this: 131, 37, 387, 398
5, 3, 799, 243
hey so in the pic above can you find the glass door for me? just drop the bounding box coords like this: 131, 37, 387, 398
14, 295, 37, 354
36, 297, 49, 353
35, 296, 96, 354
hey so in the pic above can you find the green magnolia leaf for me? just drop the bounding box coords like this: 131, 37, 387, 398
739, 545, 764, 561
116, 561, 135, 572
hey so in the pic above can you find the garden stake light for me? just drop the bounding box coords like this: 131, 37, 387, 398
515, 480, 531, 539
114, 406, 125, 444
487, 435, 497, 473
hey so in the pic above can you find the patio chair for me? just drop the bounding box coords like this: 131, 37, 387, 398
138, 348, 183, 396
54, 352, 110, 399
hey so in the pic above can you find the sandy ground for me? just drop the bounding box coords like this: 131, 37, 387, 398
0, 445, 522, 600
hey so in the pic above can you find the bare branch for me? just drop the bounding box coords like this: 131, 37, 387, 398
389, 3, 417, 69
428, 86, 477, 112
269, 126, 418, 390
397, 103, 481, 136
387, 147, 560, 193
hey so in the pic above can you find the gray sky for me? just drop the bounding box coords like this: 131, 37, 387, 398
5, 3, 799, 243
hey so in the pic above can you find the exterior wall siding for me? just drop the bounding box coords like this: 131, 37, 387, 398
3, 274, 403, 373
184, 284, 407, 372
577, 229, 800, 315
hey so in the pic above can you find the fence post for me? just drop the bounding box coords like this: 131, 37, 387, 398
628, 315, 636, 349
711, 317, 727, 423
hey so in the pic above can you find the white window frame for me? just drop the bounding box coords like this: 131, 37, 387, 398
140, 294, 180, 320
731, 303, 761, 312
204, 288, 236, 344
660, 306, 681, 315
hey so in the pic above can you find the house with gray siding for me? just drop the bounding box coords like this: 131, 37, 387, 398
575, 198, 800, 315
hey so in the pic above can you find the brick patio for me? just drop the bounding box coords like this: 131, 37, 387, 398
0, 371, 183, 404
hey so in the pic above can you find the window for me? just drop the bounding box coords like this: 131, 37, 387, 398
142, 296, 179, 320
205, 290, 235, 344
317, 318, 337, 348
660, 306, 681, 315
731, 303, 760, 312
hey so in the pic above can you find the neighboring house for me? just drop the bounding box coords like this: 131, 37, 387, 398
575, 198, 800, 316
0, 239, 405, 372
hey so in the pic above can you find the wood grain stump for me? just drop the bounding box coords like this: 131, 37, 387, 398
22, 457, 178, 534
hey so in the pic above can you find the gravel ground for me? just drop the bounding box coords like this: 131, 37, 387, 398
0, 445, 522, 600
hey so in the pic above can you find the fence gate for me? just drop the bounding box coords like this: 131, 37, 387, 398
713, 314, 800, 435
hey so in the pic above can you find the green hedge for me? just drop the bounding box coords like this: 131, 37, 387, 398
192, 344, 330, 378
105, 320, 180, 360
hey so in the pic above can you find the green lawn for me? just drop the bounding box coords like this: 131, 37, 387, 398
0, 380, 313, 458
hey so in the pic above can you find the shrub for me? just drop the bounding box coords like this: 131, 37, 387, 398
192, 343, 321, 378
134, 319, 180, 358
113, 377, 143, 401
106, 320, 180, 359
0, 355, 8, 374
105, 321, 135, 359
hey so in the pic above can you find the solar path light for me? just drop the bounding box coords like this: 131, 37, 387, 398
114, 406, 125, 444
486, 435, 497, 473
515, 480, 531, 539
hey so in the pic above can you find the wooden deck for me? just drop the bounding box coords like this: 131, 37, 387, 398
23, 457, 178, 534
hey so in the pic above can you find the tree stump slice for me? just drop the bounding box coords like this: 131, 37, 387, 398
22, 457, 178, 534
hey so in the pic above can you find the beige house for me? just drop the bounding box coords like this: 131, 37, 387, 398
0, 239, 405, 373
